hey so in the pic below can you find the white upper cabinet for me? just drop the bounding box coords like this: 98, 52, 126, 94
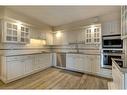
3, 21, 19, 43
84, 24, 101, 44
0, 19, 30, 44
20, 25, 30, 44
102, 20, 120, 36
93, 27, 101, 43
121, 6, 127, 39
85, 28, 92, 44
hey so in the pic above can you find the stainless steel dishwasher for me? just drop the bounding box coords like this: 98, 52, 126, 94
56, 53, 66, 68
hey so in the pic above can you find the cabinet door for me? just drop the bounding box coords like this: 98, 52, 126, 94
84, 54, 101, 74
25, 56, 34, 74
93, 27, 101, 44
20, 25, 30, 44
75, 55, 84, 71
66, 54, 76, 70
85, 28, 92, 44
91, 55, 101, 74
84, 55, 92, 72
4, 21, 18, 43
34, 54, 51, 71
41, 54, 51, 68
7, 60, 24, 80
84, 25, 101, 44
34, 54, 43, 70
102, 20, 120, 36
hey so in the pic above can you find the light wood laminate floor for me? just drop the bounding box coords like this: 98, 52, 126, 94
0, 67, 109, 89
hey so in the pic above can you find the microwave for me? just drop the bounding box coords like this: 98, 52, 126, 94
102, 34, 123, 48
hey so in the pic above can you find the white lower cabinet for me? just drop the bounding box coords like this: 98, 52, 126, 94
66, 54, 110, 78
66, 54, 84, 71
83, 55, 92, 72
84, 54, 101, 74
43, 54, 52, 67
7, 60, 24, 80
75, 54, 85, 71
34, 54, 43, 70
66, 54, 100, 73
34, 54, 52, 71
25, 55, 34, 74
91, 55, 101, 74
66, 54, 77, 70
0, 53, 52, 83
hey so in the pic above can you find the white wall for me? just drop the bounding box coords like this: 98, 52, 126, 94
0, 7, 5, 18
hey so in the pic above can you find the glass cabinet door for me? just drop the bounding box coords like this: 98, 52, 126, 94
85, 28, 92, 44
5, 22, 18, 42
2, 20, 30, 44
93, 27, 100, 44
85, 25, 101, 44
20, 25, 30, 43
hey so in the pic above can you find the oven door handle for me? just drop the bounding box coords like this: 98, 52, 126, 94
103, 53, 123, 56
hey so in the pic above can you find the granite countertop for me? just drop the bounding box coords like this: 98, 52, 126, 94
51, 51, 101, 55
1, 51, 101, 57
112, 58, 127, 73
2, 51, 51, 57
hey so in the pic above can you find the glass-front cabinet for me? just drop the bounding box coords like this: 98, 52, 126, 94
5, 22, 18, 43
121, 6, 127, 39
84, 24, 101, 44
20, 25, 30, 43
1, 19, 30, 44
85, 28, 92, 44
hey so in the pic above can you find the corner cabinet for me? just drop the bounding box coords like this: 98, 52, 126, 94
84, 24, 101, 44
121, 6, 127, 39
0, 19, 30, 44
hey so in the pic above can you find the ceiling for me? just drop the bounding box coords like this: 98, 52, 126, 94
7, 6, 121, 26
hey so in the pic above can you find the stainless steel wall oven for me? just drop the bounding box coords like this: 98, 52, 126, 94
101, 50, 124, 69
102, 34, 123, 49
